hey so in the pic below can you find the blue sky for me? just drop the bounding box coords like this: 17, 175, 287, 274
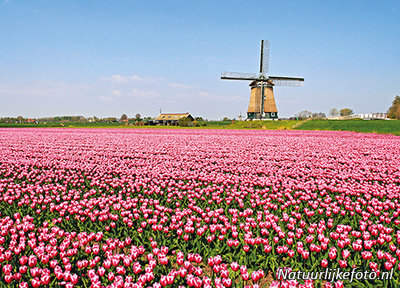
1, 0, 399, 119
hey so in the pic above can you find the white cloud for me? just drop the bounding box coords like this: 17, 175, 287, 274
99, 95, 112, 102
104, 74, 159, 84
131, 89, 159, 99
128, 75, 151, 82
197, 91, 215, 98
167, 82, 191, 89
112, 89, 122, 96
108, 74, 128, 83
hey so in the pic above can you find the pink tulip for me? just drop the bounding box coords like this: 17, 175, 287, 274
230, 262, 239, 272
342, 249, 350, 259
321, 259, 328, 268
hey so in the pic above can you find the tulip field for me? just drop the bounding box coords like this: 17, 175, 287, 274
1, 128, 400, 288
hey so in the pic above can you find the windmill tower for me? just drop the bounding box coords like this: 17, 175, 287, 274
221, 40, 304, 120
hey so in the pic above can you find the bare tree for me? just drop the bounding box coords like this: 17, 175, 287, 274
295, 110, 312, 120
312, 112, 326, 119
329, 108, 339, 117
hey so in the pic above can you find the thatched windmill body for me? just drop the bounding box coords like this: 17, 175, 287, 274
221, 40, 304, 119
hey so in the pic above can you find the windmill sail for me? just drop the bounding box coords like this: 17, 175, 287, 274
269, 76, 304, 87
260, 40, 270, 75
221, 72, 258, 81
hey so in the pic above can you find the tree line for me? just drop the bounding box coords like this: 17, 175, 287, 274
295, 95, 399, 120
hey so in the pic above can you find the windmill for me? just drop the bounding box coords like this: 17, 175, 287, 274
221, 40, 304, 120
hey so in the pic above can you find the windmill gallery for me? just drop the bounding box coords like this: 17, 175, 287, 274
221, 40, 304, 120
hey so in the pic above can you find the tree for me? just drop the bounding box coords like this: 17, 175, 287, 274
312, 112, 326, 119
120, 114, 128, 122
329, 108, 339, 117
340, 108, 353, 116
178, 117, 192, 127
104, 117, 117, 122
135, 113, 141, 121
222, 117, 230, 121
387, 95, 400, 119
295, 110, 312, 120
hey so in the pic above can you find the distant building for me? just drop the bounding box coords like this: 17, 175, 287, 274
328, 113, 389, 120
155, 113, 194, 126
351, 113, 388, 120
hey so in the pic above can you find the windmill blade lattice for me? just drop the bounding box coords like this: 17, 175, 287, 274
260, 40, 270, 75
221, 72, 259, 81
269, 76, 304, 87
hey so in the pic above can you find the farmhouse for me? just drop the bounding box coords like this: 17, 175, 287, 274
154, 113, 194, 126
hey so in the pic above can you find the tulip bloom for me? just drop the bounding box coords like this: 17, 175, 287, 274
230, 262, 239, 272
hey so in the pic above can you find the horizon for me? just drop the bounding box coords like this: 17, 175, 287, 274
1, 0, 399, 119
